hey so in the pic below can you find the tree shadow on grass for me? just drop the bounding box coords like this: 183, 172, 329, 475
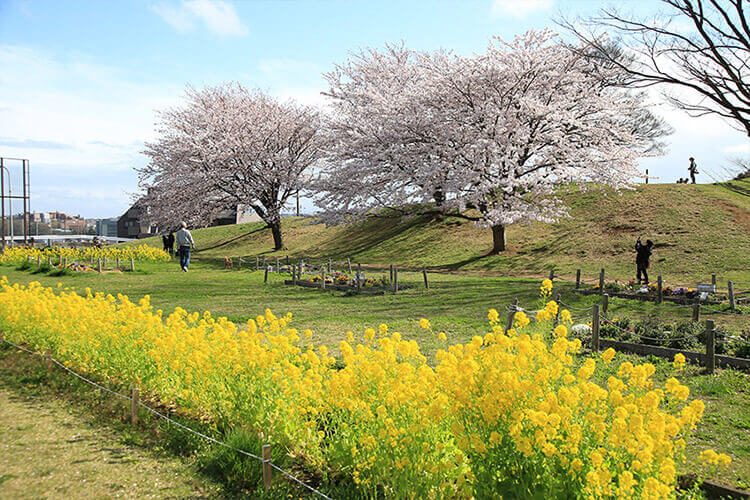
194, 227, 267, 253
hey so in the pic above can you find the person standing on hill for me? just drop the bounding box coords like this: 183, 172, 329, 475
175, 222, 195, 272
635, 237, 653, 285
688, 157, 698, 184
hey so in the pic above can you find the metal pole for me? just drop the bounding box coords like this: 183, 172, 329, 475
0, 159, 5, 253
296, 190, 300, 217
22, 160, 28, 245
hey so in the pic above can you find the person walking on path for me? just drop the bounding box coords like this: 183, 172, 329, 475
175, 222, 195, 272
162, 234, 170, 254
635, 237, 653, 285
689, 157, 698, 184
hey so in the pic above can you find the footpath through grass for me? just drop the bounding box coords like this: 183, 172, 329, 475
1, 260, 749, 490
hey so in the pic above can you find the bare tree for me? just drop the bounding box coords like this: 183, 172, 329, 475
561, 0, 750, 136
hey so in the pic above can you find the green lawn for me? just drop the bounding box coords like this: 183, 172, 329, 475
128, 181, 750, 285
1, 259, 749, 489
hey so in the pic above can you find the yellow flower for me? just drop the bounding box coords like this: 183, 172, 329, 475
601, 348, 615, 363
419, 318, 431, 330
673, 353, 686, 371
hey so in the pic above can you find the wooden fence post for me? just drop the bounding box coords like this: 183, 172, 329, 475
103, 256, 107, 269
275, 257, 279, 273
264, 265, 269, 284
657, 276, 663, 304
262, 256, 266, 271
131, 386, 139, 424
554, 293, 561, 326
393, 268, 399, 293
599, 268, 605, 295
327, 258, 332, 274
705, 319, 715, 374
46, 347, 53, 374
347, 258, 352, 275
97, 258, 102, 273
506, 298, 519, 332
728, 281, 735, 311
292, 264, 297, 285
711, 274, 716, 288
389, 264, 394, 283
423, 266, 429, 290
576, 269, 581, 289
256, 256, 259, 271
602, 293, 609, 315
592, 304, 600, 352
356, 263, 362, 293
321, 270, 326, 290
692, 303, 700, 322
130, 258, 134, 272
548, 269, 554, 281
116, 257, 120, 270
262, 444, 272, 488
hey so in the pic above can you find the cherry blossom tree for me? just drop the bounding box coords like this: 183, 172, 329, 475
315, 30, 670, 252
140, 83, 324, 250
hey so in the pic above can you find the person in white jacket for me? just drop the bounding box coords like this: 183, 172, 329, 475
175, 221, 195, 272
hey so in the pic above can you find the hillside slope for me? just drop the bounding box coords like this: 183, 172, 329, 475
132, 181, 750, 283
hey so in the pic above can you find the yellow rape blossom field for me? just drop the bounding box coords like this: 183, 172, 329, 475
0, 245, 170, 266
0, 276, 734, 498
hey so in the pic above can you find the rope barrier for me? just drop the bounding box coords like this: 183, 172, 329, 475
0, 338, 332, 499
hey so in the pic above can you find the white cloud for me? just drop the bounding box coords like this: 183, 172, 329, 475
150, 0, 248, 36
0, 45, 182, 216
491, 0, 553, 19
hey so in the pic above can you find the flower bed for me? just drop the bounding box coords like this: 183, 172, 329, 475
0, 245, 170, 267
0, 277, 731, 498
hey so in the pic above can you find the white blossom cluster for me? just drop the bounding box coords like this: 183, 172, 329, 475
140, 30, 669, 252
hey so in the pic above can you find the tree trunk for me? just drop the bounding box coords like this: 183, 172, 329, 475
270, 222, 283, 251
491, 224, 506, 253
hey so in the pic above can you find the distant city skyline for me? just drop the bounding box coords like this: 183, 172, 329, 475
1, 0, 748, 218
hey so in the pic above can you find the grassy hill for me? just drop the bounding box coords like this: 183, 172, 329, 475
132, 180, 750, 284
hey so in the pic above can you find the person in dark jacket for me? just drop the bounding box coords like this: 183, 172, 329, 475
166, 232, 175, 256
635, 237, 653, 285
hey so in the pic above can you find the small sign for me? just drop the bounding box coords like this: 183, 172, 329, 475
697, 284, 716, 293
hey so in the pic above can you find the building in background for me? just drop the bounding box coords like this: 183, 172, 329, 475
117, 200, 157, 239
209, 204, 262, 227
97, 218, 119, 237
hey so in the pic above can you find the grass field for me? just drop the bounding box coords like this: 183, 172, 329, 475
129, 181, 750, 284
3, 181, 749, 493
1, 258, 749, 489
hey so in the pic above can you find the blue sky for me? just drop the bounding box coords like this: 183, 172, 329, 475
1, 0, 748, 218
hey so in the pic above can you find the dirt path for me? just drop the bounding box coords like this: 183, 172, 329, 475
0, 388, 218, 499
